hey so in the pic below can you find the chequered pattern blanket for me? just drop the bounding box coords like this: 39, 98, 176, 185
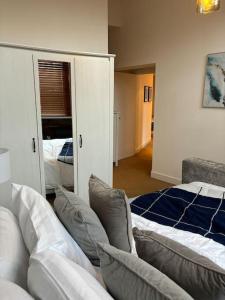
131, 188, 225, 246
57, 141, 73, 165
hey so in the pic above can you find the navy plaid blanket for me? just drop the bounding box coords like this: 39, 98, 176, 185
131, 188, 225, 246
58, 142, 73, 165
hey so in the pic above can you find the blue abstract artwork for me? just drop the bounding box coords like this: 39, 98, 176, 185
203, 53, 225, 108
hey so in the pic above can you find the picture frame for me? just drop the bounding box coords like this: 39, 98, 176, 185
203, 52, 225, 108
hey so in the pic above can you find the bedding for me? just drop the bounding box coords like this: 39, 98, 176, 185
54, 186, 109, 266
0, 280, 34, 300
57, 141, 73, 165
130, 182, 225, 270
28, 250, 113, 300
97, 243, 193, 300
11, 184, 97, 279
133, 228, 225, 300
0, 207, 29, 289
89, 175, 133, 253
42, 139, 74, 191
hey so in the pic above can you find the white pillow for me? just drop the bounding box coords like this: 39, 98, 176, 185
0, 207, 29, 289
28, 250, 113, 300
12, 184, 96, 278
0, 279, 34, 300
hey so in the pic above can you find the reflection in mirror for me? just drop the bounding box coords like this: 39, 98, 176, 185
38, 60, 74, 202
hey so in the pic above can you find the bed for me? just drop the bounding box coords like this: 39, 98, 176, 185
130, 158, 225, 270
42, 138, 74, 194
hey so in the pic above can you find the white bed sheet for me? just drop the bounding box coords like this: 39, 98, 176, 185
42, 139, 74, 191
130, 182, 225, 270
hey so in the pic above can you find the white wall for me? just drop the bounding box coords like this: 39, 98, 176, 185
115, 72, 153, 160
110, 0, 225, 183
0, 0, 108, 53
115, 72, 137, 159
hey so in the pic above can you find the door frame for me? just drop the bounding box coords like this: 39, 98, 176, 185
109, 56, 114, 186
32, 52, 78, 196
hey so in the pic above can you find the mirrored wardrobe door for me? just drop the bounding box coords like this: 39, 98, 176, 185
33, 53, 77, 201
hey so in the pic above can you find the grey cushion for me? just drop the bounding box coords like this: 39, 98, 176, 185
89, 175, 132, 252
54, 186, 109, 266
133, 228, 225, 300
97, 243, 194, 300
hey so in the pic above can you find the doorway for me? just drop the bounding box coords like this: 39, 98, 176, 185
113, 65, 169, 197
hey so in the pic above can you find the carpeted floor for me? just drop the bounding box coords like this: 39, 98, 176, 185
113, 143, 172, 198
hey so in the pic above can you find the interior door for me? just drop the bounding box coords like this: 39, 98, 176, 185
74, 56, 112, 202
0, 47, 42, 193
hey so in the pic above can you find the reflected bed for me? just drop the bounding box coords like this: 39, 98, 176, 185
42, 138, 74, 194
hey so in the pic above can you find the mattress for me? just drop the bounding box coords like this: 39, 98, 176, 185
130, 181, 225, 270
42, 139, 74, 191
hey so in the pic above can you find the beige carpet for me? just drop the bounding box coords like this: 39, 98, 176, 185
113, 144, 172, 198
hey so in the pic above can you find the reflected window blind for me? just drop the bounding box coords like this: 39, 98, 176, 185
38, 60, 71, 117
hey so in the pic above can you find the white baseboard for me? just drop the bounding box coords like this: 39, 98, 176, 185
135, 139, 151, 153
118, 151, 135, 161
151, 171, 181, 185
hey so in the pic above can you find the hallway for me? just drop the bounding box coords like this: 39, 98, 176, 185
113, 143, 172, 198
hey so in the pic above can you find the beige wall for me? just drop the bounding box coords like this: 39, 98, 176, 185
108, 0, 122, 27
0, 0, 108, 53
110, 0, 225, 183
135, 74, 153, 152
115, 72, 153, 160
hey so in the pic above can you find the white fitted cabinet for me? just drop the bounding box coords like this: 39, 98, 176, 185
0, 47, 42, 192
75, 56, 112, 200
0, 44, 114, 201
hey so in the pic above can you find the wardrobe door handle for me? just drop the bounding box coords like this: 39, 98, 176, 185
79, 135, 83, 148
32, 138, 36, 153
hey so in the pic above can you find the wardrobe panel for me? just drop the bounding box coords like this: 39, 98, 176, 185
0, 47, 42, 193
74, 56, 112, 201
32, 52, 77, 196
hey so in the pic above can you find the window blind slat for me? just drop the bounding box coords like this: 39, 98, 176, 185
38, 60, 72, 117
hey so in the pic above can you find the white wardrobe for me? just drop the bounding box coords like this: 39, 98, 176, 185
0, 44, 114, 201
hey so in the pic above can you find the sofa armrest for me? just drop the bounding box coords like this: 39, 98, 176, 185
182, 158, 225, 188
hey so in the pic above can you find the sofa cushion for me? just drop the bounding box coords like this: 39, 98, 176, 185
0, 207, 29, 289
133, 228, 225, 300
54, 186, 109, 266
97, 243, 194, 300
89, 175, 132, 252
12, 184, 96, 278
28, 250, 113, 300
0, 280, 34, 300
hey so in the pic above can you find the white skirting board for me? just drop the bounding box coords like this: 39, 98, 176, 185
135, 139, 151, 154
151, 171, 181, 185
